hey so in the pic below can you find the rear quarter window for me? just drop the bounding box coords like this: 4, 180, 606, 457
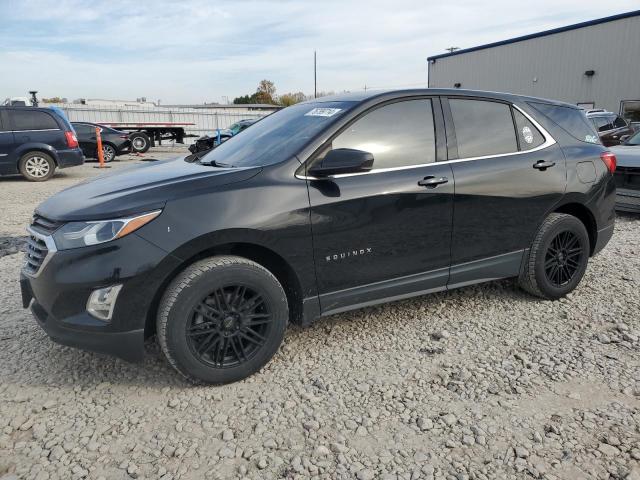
528, 102, 599, 144
10, 110, 59, 131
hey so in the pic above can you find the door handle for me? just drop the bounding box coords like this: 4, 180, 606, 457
532, 160, 556, 171
418, 176, 448, 188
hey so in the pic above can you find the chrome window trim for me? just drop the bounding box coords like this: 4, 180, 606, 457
23, 226, 57, 278
9, 128, 61, 133
296, 103, 556, 181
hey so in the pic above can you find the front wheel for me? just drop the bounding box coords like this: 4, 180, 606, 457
519, 213, 590, 299
157, 256, 288, 384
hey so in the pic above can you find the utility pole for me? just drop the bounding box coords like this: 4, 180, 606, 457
314, 51, 317, 99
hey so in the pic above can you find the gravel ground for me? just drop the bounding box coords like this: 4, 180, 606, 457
0, 152, 639, 480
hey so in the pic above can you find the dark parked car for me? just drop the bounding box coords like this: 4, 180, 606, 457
586, 110, 635, 146
71, 122, 131, 162
0, 107, 83, 181
21, 89, 616, 384
188, 119, 258, 154
611, 131, 640, 212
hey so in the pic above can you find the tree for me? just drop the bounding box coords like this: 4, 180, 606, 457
278, 92, 306, 107
255, 79, 276, 104
233, 94, 257, 104
42, 97, 67, 104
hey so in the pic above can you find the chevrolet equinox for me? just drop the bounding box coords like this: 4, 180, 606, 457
20, 90, 616, 384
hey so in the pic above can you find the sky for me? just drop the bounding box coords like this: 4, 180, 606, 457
0, 0, 638, 104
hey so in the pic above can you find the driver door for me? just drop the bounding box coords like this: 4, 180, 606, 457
305, 98, 454, 314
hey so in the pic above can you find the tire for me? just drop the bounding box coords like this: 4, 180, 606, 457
129, 132, 151, 153
157, 256, 288, 384
102, 144, 117, 163
518, 213, 590, 300
19, 151, 55, 182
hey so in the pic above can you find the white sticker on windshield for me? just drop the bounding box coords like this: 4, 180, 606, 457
305, 108, 342, 117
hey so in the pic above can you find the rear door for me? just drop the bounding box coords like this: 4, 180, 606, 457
0, 110, 16, 174
306, 97, 454, 313
443, 97, 566, 287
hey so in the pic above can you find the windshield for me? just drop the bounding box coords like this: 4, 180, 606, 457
199, 101, 355, 167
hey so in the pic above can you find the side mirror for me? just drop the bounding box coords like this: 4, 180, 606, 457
308, 148, 374, 177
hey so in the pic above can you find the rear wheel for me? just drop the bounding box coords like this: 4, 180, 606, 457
102, 144, 116, 162
129, 132, 151, 153
157, 256, 288, 384
519, 213, 589, 299
19, 152, 55, 182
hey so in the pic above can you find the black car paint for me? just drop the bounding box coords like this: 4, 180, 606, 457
72, 122, 131, 159
0, 107, 84, 176
20, 89, 616, 363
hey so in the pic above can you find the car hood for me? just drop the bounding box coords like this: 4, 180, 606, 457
610, 146, 640, 168
36, 157, 261, 221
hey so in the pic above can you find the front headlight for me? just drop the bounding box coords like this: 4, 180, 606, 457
52, 210, 161, 250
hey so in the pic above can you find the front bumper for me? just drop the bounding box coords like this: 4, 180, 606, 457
615, 188, 640, 213
20, 231, 181, 362
56, 148, 85, 168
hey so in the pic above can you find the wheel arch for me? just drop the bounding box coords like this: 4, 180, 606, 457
144, 241, 305, 339
16, 144, 59, 166
553, 202, 597, 255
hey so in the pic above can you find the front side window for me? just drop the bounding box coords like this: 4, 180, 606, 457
513, 110, 545, 150
449, 99, 518, 158
331, 99, 436, 168
11, 110, 59, 131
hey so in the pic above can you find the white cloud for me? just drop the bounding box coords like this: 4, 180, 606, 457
0, 0, 637, 103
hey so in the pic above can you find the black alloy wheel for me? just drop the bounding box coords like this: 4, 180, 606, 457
544, 231, 583, 287
518, 212, 590, 300
187, 285, 273, 368
157, 256, 288, 384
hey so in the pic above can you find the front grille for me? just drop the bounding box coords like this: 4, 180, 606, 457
23, 234, 49, 275
31, 214, 63, 235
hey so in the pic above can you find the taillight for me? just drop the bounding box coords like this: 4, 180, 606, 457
600, 151, 616, 173
65, 131, 79, 148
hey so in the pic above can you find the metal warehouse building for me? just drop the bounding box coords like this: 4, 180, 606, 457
427, 10, 640, 123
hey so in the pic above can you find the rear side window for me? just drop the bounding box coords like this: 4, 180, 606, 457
529, 102, 599, 144
11, 110, 59, 131
591, 116, 613, 132
332, 99, 436, 168
513, 110, 545, 150
449, 99, 518, 158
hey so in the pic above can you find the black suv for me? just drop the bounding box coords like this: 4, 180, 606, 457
586, 110, 635, 146
0, 107, 84, 181
20, 90, 616, 384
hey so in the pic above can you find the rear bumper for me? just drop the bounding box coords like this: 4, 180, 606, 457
615, 188, 640, 213
593, 222, 614, 256
116, 140, 131, 155
56, 148, 85, 168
